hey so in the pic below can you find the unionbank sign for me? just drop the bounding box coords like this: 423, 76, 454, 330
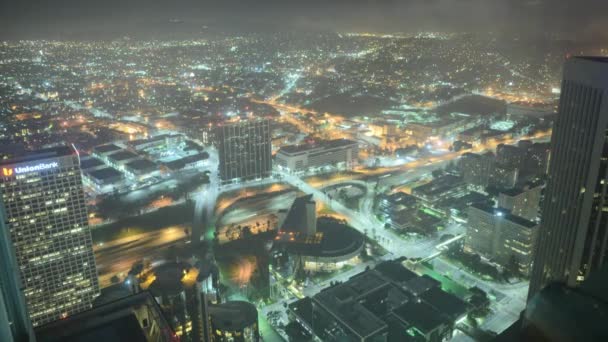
2, 161, 59, 176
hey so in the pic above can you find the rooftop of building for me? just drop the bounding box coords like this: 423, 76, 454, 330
86, 167, 123, 181
392, 301, 448, 335
128, 134, 182, 146
281, 217, 364, 258
0, 145, 75, 166
35, 292, 175, 342
92, 144, 122, 154
412, 175, 464, 197
437, 191, 491, 213
288, 297, 313, 325
404, 274, 441, 296
279, 138, 358, 155
93, 283, 134, 307
162, 152, 209, 170
379, 191, 418, 206
374, 259, 418, 283
0, 142, 27, 160
208, 301, 258, 331
304, 260, 471, 340
420, 286, 468, 320
108, 150, 139, 162
80, 158, 105, 170
313, 282, 389, 338
470, 203, 537, 228
125, 159, 157, 172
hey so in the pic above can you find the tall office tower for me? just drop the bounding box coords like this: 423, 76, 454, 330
0, 146, 100, 327
0, 209, 35, 342
216, 118, 272, 185
459, 152, 494, 190
529, 57, 608, 298
466, 204, 539, 276
496, 143, 525, 170
498, 182, 542, 221
520, 142, 550, 180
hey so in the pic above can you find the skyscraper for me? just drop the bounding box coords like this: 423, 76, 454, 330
466, 204, 539, 276
459, 152, 494, 190
0, 207, 35, 342
216, 118, 272, 185
529, 57, 608, 298
498, 182, 542, 221
0, 146, 100, 327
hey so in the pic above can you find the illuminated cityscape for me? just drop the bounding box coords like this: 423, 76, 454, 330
1, 1, 608, 341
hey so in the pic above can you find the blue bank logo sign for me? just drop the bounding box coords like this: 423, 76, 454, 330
14, 162, 59, 174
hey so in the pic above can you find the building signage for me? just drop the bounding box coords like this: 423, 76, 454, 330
4, 161, 60, 175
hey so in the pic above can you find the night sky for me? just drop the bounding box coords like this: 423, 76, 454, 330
1, 0, 607, 40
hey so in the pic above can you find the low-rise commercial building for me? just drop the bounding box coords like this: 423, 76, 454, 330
162, 152, 210, 172
83, 167, 124, 193
91, 143, 122, 158
405, 116, 481, 145
127, 134, 184, 154
124, 159, 159, 181
458, 128, 511, 146
412, 175, 467, 207
106, 151, 140, 171
79, 155, 106, 172
275, 139, 358, 173
289, 260, 469, 342
377, 191, 418, 220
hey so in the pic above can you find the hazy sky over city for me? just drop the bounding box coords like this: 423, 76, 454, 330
1, 0, 607, 39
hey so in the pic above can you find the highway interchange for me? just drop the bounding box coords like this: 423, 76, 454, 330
93, 126, 550, 340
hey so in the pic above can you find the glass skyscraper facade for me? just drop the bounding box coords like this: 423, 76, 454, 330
529, 57, 608, 298
216, 119, 272, 185
0, 146, 99, 327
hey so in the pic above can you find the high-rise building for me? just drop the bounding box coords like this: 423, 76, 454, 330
459, 152, 494, 190
529, 57, 608, 298
0, 208, 35, 342
520, 142, 550, 180
0, 146, 100, 327
490, 164, 519, 190
496, 143, 525, 170
498, 182, 542, 221
466, 204, 539, 276
216, 119, 272, 185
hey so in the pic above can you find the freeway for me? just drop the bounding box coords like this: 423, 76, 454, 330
278, 167, 460, 257
94, 226, 188, 287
